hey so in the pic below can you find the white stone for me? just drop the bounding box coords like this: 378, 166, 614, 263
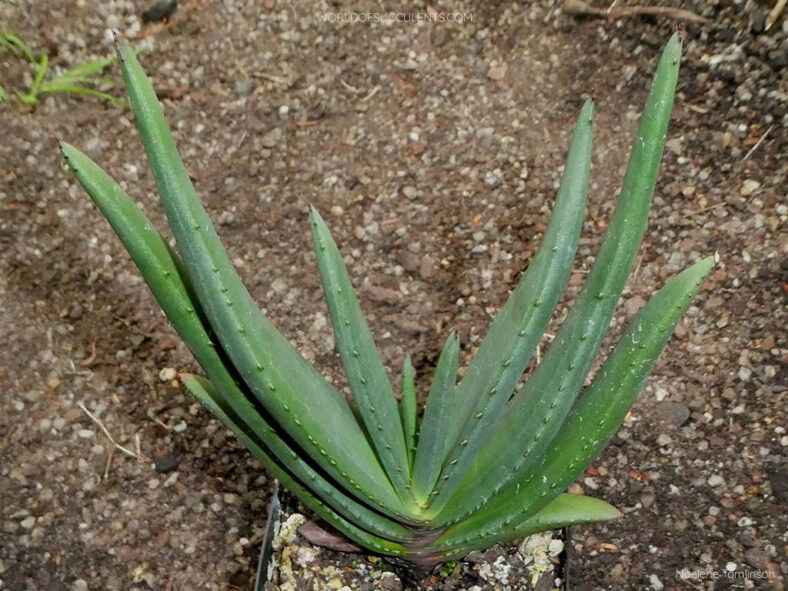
159, 367, 177, 382
707, 474, 724, 487
740, 179, 760, 196
657, 433, 673, 447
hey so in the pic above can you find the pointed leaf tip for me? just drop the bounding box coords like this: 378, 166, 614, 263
665, 30, 683, 60
110, 30, 126, 61
609, 505, 623, 520
179, 371, 197, 384
308, 205, 324, 224
582, 496, 622, 521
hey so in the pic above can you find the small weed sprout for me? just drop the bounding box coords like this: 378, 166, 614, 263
1, 31, 125, 107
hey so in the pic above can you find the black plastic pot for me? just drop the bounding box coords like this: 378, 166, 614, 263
253, 481, 281, 591
558, 526, 571, 591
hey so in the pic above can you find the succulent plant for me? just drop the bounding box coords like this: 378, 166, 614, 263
60, 31, 711, 565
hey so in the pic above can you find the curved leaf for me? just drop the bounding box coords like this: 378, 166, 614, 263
427, 494, 620, 560
435, 32, 683, 526
412, 331, 460, 502
399, 355, 418, 468
423, 98, 595, 516
181, 374, 410, 555
309, 208, 413, 505
113, 39, 414, 519
60, 143, 415, 540
433, 256, 712, 544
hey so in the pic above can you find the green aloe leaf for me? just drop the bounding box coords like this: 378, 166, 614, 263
59, 141, 218, 346
412, 331, 460, 502
427, 493, 620, 561
181, 374, 410, 556
309, 208, 413, 505
434, 32, 683, 527
59, 143, 414, 541
112, 39, 414, 520
432, 256, 713, 545
399, 356, 418, 467
422, 98, 595, 516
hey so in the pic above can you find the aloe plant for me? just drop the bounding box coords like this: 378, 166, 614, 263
60, 32, 711, 565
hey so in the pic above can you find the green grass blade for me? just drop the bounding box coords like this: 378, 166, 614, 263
52, 55, 116, 84
1, 32, 36, 63
181, 374, 410, 556
433, 256, 712, 541
39, 83, 126, 106
434, 33, 683, 526
411, 331, 460, 502
112, 38, 412, 519
309, 208, 413, 505
426, 494, 620, 560
37, 54, 125, 106
59, 142, 415, 538
422, 99, 595, 516
399, 356, 418, 468
30, 54, 48, 95
18, 54, 48, 106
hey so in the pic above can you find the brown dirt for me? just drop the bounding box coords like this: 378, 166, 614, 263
0, 1, 785, 590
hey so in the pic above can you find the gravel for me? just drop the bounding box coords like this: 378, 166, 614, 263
0, 0, 784, 589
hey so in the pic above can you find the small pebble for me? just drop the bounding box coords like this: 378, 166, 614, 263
707, 474, 725, 487
261, 128, 282, 148
740, 179, 760, 196
402, 185, 417, 199
656, 433, 673, 447
656, 401, 691, 427
234, 80, 255, 96
159, 367, 177, 382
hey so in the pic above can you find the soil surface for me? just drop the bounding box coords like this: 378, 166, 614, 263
1, 1, 785, 590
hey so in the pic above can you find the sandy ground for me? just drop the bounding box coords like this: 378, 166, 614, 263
0, 1, 785, 589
